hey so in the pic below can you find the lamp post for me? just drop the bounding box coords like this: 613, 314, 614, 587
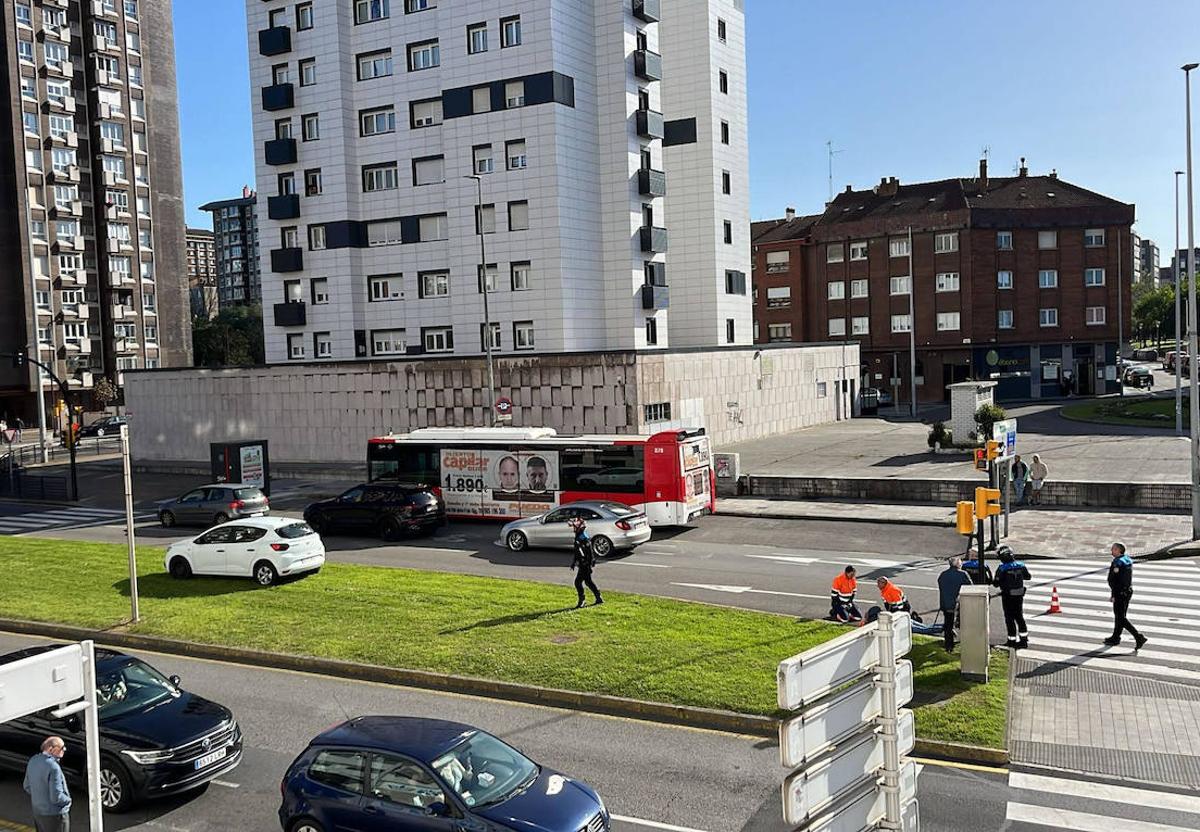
1177, 169, 1186, 435
466, 175, 497, 425
1184, 62, 1199, 539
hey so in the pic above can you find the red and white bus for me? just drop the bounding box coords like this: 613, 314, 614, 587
366, 427, 714, 526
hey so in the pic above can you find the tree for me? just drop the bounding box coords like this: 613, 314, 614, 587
1132, 284, 1175, 346
93, 376, 119, 408
974, 402, 1006, 442
192, 304, 265, 367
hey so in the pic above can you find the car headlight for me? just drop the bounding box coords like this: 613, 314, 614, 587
121, 748, 175, 764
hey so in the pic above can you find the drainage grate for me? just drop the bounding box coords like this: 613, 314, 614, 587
1013, 657, 1200, 701
1028, 684, 1070, 699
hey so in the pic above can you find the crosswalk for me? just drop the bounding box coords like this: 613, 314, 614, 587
1021, 558, 1200, 684
1005, 770, 1200, 831
0, 506, 155, 536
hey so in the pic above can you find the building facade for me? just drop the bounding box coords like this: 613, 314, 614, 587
1134, 234, 1158, 286
244, 0, 750, 364
199, 189, 261, 312
185, 226, 217, 318
0, 0, 191, 420
752, 161, 1135, 403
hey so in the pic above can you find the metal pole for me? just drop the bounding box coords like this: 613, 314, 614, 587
876, 611, 901, 829
1177, 171, 1185, 435
1002, 457, 1011, 538
1185, 63, 1200, 540
469, 175, 497, 425
121, 425, 139, 623
81, 639, 105, 832
1118, 227, 1125, 397
907, 226, 917, 418
62, 385, 78, 502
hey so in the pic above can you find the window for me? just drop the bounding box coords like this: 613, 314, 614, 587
851, 279, 869, 298
645, 317, 658, 345
1038, 230, 1057, 249
357, 50, 392, 80
302, 113, 320, 141
311, 278, 328, 304
513, 321, 534, 350
408, 40, 440, 71
56, 219, 79, 238
765, 251, 789, 273
45, 7, 68, 29
762, 323, 790, 343
36, 291, 51, 308
49, 115, 74, 140
481, 322, 501, 350
721, 170, 731, 195
826, 244, 845, 263
282, 226, 299, 248
354, 0, 389, 24
852, 316, 870, 335
418, 214, 447, 241
313, 332, 332, 358
406, 0, 435, 11
935, 272, 960, 292
936, 312, 960, 331
473, 144, 494, 174
410, 98, 442, 127
1086, 306, 1106, 325
1038, 269, 1058, 288
305, 168, 322, 196
17, 40, 33, 63
828, 318, 846, 337
889, 237, 910, 258
506, 140, 527, 170
362, 163, 398, 192
20, 77, 36, 100
997, 270, 1013, 289
284, 280, 302, 303
368, 329, 405, 356
478, 263, 498, 292
997, 231, 1013, 250
889, 276, 911, 295
934, 232, 959, 253
505, 261, 530, 291
296, 3, 313, 30
891, 314, 912, 333
849, 241, 868, 261
128, 65, 142, 87
16, 3, 31, 26
475, 204, 496, 234
725, 318, 735, 344
31, 220, 47, 242
724, 270, 746, 295
287, 334, 305, 360
723, 221, 733, 245
501, 16, 521, 47
468, 86, 492, 115
423, 326, 453, 352
124, 0, 137, 19
418, 271, 449, 298
22, 112, 38, 136
1039, 308, 1058, 327
54, 185, 78, 210
275, 118, 292, 139
468, 23, 488, 54
998, 309, 1014, 329
369, 274, 403, 301
106, 190, 129, 212
360, 106, 395, 136
720, 120, 730, 145
308, 225, 325, 250
766, 286, 790, 307
1084, 228, 1106, 247
299, 58, 316, 87
44, 42, 68, 69
717, 18, 727, 41
507, 201, 529, 231
828, 281, 845, 300
718, 70, 728, 93
144, 324, 157, 342
505, 81, 525, 108
412, 155, 444, 186
47, 81, 72, 106
273, 64, 290, 85
1084, 267, 1106, 286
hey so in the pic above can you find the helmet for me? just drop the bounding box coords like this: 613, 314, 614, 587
997, 545, 1015, 563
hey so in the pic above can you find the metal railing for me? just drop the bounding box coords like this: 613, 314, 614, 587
0, 470, 70, 502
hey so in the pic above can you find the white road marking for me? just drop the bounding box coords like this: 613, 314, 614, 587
611, 815, 711, 832
610, 561, 672, 568
1010, 771, 1200, 814
745, 554, 821, 565
1029, 636, 1200, 668
1021, 649, 1200, 683
211, 779, 240, 788
1030, 622, 1197, 651
1006, 801, 1198, 832
671, 582, 828, 601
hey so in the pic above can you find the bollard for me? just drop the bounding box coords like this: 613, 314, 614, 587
958, 586, 991, 682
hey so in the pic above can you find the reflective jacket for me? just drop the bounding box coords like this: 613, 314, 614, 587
879, 580, 908, 611
1108, 554, 1134, 595
993, 561, 1031, 597
831, 574, 857, 604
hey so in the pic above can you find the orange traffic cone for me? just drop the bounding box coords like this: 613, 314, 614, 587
1047, 586, 1063, 614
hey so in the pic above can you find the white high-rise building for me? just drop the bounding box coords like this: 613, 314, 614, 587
246, 0, 749, 362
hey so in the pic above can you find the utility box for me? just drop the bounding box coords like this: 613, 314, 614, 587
958, 585, 991, 682
210, 440, 271, 496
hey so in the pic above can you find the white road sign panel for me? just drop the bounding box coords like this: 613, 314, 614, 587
791, 758, 919, 832
778, 613, 912, 710
0, 644, 84, 723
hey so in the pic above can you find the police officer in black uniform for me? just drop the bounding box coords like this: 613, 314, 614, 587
569, 517, 603, 609
993, 545, 1031, 649
1105, 542, 1147, 650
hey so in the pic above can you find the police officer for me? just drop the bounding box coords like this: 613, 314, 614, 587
569, 517, 603, 609
1105, 542, 1147, 650
993, 545, 1031, 649
830, 566, 862, 623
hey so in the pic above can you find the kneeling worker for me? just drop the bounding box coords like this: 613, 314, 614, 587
830, 566, 862, 623
875, 576, 922, 623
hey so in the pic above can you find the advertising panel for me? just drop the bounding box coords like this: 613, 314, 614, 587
239, 444, 266, 489
440, 449, 559, 518
680, 436, 711, 472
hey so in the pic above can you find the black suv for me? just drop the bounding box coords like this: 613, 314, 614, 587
304, 483, 445, 541
0, 645, 241, 813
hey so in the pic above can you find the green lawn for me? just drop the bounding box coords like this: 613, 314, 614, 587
910, 641, 1009, 750
0, 537, 1007, 747
1061, 395, 1185, 429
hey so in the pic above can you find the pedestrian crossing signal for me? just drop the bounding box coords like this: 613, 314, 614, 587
974, 449, 987, 471
11, 351, 25, 369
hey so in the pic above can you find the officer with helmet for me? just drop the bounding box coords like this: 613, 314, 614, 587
993, 545, 1031, 649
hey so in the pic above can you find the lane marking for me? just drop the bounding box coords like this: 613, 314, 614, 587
1006, 801, 1198, 832
671, 582, 828, 601
911, 756, 1006, 774
211, 779, 241, 788
611, 815, 711, 832
609, 562, 672, 568
1026, 637, 1200, 668
1022, 594, 1200, 623
1030, 623, 1200, 652
1026, 584, 1200, 609
745, 554, 820, 565
1020, 649, 1200, 682
1010, 771, 1200, 814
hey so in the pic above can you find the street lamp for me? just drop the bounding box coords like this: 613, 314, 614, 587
1176, 169, 1185, 435
1183, 62, 1199, 538
466, 175, 498, 425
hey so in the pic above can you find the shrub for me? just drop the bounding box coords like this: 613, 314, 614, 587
974, 403, 1007, 441
927, 421, 952, 449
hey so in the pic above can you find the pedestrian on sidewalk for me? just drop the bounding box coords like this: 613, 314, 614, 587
14, 415, 24, 443
23, 736, 71, 832
937, 557, 973, 651
569, 517, 603, 609
829, 566, 862, 623
993, 546, 1030, 649
1104, 542, 1147, 650
1028, 454, 1049, 506
1012, 454, 1029, 506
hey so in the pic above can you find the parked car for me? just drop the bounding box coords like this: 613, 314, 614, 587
303, 482, 445, 541
862, 387, 894, 407
164, 516, 324, 586
158, 483, 269, 528
0, 644, 242, 813
1123, 366, 1154, 389
279, 716, 609, 832
500, 500, 651, 556
77, 416, 127, 438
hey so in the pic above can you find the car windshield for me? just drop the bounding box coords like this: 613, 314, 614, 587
431, 731, 538, 809
96, 660, 178, 720
234, 488, 262, 500
277, 522, 315, 539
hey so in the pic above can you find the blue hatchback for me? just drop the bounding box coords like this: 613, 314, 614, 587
279, 716, 609, 832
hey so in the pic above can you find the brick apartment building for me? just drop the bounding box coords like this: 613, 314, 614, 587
752, 160, 1135, 403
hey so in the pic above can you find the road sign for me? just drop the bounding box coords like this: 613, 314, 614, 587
0, 643, 84, 723
2, 429, 15, 444
992, 418, 1017, 459
788, 757, 920, 832
777, 613, 912, 710
494, 396, 513, 415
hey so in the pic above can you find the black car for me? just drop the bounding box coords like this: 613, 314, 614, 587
77, 416, 127, 438
0, 645, 242, 813
304, 483, 444, 541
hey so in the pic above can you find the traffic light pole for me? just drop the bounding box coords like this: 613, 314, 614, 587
989, 461, 999, 550
976, 519, 986, 584
3, 352, 78, 502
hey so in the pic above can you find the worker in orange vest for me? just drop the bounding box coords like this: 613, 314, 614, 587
874, 576, 922, 623
829, 566, 862, 623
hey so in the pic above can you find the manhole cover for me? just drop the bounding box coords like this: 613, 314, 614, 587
1029, 685, 1070, 699
548, 635, 578, 645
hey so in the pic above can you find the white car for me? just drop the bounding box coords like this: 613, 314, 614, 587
164, 516, 325, 586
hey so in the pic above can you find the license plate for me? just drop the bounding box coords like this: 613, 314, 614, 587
194, 747, 227, 770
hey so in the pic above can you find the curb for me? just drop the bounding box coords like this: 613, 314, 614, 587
913, 739, 1009, 767
717, 509, 953, 528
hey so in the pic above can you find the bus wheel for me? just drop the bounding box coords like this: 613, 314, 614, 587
591, 535, 613, 558
505, 530, 528, 552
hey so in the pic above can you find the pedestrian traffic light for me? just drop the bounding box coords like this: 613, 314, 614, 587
975, 486, 1002, 519
11, 351, 25, 369
973, 449, 987, 471
956, 501, 976, 535
986, 440, 1002, 461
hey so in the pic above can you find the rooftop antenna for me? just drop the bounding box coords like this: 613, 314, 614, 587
981, 145, 990, 165
827, 140, 845, 203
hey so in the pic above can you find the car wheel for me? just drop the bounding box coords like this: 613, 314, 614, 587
214, 512, 230, 525
591, 535, 613, 558
291, 820, 325, 832
379, 517, 402, 542
168, 557, 192, 580
253, 560, 278, 587
99, 757, 134, 813
159, 511, 176, 528
506, 530, 528, 552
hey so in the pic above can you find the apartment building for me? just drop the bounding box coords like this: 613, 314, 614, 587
199, 188, 261, 311
0, 0, 191, 419
186, 227, 217, 318
245, 0, 750, 363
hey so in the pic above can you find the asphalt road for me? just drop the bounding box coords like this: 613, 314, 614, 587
0, 632, 1008, 832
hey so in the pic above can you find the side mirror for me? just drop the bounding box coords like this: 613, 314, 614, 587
426, 801, 450, 817
169, 675, 181, 687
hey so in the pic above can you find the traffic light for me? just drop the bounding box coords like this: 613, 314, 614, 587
955, 501, 976, 535
985, 440, 1003, 461
973, 449, 987, 471
974, 486, 1002, 519
11, 351, 25, 369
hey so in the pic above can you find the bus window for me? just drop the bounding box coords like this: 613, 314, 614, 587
560, 448, 645, 494
368, 444, 440, 483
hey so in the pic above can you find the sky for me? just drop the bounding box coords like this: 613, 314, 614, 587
175, 0, 1200, 256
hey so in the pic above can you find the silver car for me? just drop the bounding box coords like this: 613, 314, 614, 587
158, 483, 270, 528
501, 500, 652, 557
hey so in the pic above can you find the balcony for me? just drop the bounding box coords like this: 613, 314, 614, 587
52, 235, 85, 252
261, 82, 294, 111
258, 26, 291, 56
42, 95, 76, 113
50, 201, 83, 218
264, 137, 297, 166
63, 269, 88, 286
41, 60, 73, 79
273, 301, 306, 327
111, 303, 134, 319
271, 247, 303, 272
641, 284, 670, 310
634, 49, 663, 82
89, 31, 120, 53
114, 338, 138, 354
45, 131, 78, 148
637, 168, 667, 197
91, 0, 118, 17
268, 193, 300, 220
636, 108, 664, 139
633, 0, 660, 23
639, 225, 668, 252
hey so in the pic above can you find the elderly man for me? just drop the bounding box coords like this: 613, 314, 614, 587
24, 736, 71, 832
937, 557, 973, 651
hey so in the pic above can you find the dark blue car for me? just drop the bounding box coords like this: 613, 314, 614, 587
279, 716, 609, 832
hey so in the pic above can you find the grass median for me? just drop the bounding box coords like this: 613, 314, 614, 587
0, 537, 1006, 747
1061, 395, 1182, 429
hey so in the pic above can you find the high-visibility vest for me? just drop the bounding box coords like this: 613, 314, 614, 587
879, 580, 907, 610
831, 574, 857, 603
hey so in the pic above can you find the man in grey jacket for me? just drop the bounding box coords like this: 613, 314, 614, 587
937, 557, 974, 652
24, 736, 71, 832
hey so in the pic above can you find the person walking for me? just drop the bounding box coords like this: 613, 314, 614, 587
937, 557, 973, 651
569, 517, 603, 608
1028, 454, 1049, 506
1011, 454, 1029, 507
829, 566, 862, 623
14, 415, 24, 443
1104, 542, 1147, 650
23, 736, 71, 832
993, 546, 1031, 649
